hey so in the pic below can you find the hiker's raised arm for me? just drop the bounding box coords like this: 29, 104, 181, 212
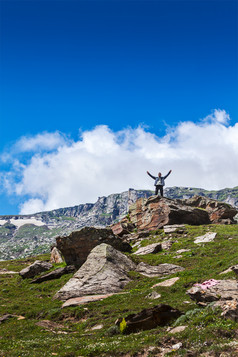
147, 171, 156, 180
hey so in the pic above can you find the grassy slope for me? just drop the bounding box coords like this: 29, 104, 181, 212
0, 225, 238, 356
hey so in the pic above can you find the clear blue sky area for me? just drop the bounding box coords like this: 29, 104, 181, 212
0, 0, 238, 214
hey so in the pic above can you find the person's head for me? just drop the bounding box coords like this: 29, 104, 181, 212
158, 172, 161, 177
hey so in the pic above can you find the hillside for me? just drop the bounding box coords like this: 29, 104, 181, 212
0, 223, 238, 356
0, 186, 237, 261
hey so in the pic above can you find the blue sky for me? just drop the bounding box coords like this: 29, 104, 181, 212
0, 0, 238, 215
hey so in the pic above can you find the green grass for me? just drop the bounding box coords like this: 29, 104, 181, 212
0, 224, 238, 356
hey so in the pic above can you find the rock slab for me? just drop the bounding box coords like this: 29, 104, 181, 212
56, 227, 131, 267
54, 243, 136, 301
19, 260, 52, 279
134, 243, 162, 255
136, 262, 184, 278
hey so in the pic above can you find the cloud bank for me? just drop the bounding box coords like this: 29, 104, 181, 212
1, 109, 238, 214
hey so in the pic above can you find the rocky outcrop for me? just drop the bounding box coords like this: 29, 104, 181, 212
19, 260, 52, 279
56, 227, 131, 267
54, 243, 136, 301
116, 304, 181, 333
112, 195, 237, 233
182, 195, 237, 224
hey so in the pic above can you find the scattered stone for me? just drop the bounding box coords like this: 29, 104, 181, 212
152, 277, 180, 288
134, 243, 162, 255
0, 314, 14, 324
62, 294, 115, 307
161, 241, 173, 250
167, 325, 187, 334
176, 249, 190, 254
0, 268, 18, 274
136, 262, 184, 278
194, 232, 217, 244
164, 224, 186, 234
214, 300, 238, 321
55, 243, 136, 301
30, 265, 75, 283
36, 320, 65, 332
173, 255, 183, 259
146, 291, 161, 300
86, 324, 103, 331
220, 267, 234, 275
111, 217, 135, 236
187, 279, 238, 303
19, 260, 52, 279
56, 227, 131, 267
116, 304, 181, 333
232, 265, 238, 275
50, 247, 64, 264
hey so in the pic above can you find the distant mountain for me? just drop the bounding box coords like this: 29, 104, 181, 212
0, 186, 237, 260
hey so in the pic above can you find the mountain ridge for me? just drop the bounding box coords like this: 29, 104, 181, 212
0, 186, 237, 260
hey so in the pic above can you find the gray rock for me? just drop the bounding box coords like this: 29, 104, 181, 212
194, 232, 217, 244
146, 291, 161, 300
153, 277, 180, 287
62, 294, 115, 307
30, 265, 75, 283
56, 226, 131, 267
54, 243, 136, 301
187, 279, 238, 303
136, 262, 184, 278
19, 260, 52, 279
134, 243, 162, 255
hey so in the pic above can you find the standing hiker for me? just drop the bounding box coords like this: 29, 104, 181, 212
147, 170, 172, 197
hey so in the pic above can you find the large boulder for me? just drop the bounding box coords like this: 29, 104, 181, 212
117, 304, 181, 333
55, 227, 131, 267
19, 260, 52, 279
187, 279, 238, 303
54, 243, 136, 301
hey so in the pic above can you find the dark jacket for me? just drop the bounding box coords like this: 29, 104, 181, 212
147, 171, 171, 186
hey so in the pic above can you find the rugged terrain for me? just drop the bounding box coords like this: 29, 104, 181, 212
0, 220, 238, 356
0, 186, 237, 260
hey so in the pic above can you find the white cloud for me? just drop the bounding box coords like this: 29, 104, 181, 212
1, 109, 238, 214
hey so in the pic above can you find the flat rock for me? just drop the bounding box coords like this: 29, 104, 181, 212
176, 249, 190, 254
0, 268, 18, 275
19, 260, 52, 279
54, 243, 136, 301
167, 325, 187, 334
194, 232, 217, 244
153, 277, 180, 287
187, 279, 238, 303
56, 227, 131, 267
146, 291, 161, 300
164, 224, 186, 234
134, 243, 162, 255
62, 294, 115, 307
136, 262, 184, 278
30, 265, 75, 283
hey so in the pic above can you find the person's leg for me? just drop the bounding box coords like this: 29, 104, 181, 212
155, 186, 159, 195
159, 186, 163, 197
